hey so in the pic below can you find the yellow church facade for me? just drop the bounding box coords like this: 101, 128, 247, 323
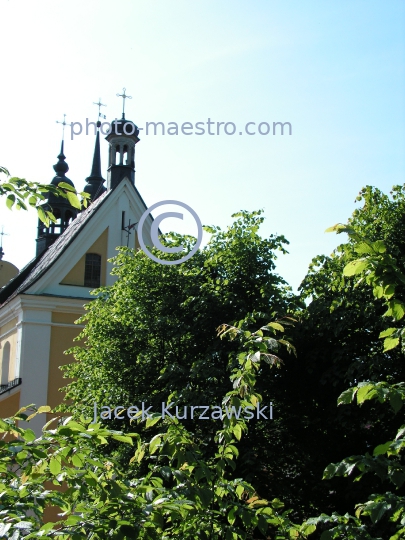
0, 113, 153, 434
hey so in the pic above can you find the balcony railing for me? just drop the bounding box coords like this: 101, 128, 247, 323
0, 378, 22, 396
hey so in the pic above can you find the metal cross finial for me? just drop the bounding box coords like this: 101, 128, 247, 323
93, 98, 107, 120
56, 114, 72, 140
116, 88, 132, 116
0, 227, 9, 249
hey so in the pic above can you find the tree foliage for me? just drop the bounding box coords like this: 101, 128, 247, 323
2, 182, 405, 537
265, 185, 405, 518
59, 211, 297, 494
0, 319, 310, 539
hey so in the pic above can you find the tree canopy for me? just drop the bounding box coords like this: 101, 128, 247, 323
2, 183, 405, 538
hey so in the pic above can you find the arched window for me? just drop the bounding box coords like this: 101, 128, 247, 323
123, 144, 128, 165
1, 342, 10, 386
116, 144, 121, 165
84, 253, 101, 288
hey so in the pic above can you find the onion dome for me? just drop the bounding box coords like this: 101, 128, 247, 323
47, 141, 76, 204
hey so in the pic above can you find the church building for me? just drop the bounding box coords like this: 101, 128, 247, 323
0, 104, 154, 433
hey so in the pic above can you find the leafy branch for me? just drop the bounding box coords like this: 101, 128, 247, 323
326, 223, 405, 352
0, 166, 90, 227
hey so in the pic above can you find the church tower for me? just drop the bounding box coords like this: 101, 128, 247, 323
35, 142, 78, 257
106, 89, 140, 190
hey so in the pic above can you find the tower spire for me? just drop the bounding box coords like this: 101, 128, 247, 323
84, 129, 106, 201
35, 141, 78, 257
53, 140, 69, 176
84, 100, 106, 201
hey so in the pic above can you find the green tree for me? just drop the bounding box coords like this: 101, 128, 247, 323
256, 185, 405, 519
59, 210, 300, 512
0, 319, 310, 539
303, 225, 405, 539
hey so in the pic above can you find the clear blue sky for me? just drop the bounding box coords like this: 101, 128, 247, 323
1, 0, 404, 290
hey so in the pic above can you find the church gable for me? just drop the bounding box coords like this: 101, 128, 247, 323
23, 179, 153, 299
60, 228, 108, 288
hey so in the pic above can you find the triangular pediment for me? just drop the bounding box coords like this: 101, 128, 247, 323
6, 179, 154, 301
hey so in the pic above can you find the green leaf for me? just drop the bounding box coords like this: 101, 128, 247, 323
257, 515, 268, 535
38, 406, 51, 413
372, 240, 387, 253
65, 191, 82, 210
37, 206, 50, 226
301, 523, 316, 535
373, 285, 384, 298
343, 259, 368, 277
46, 211, 56, 222
337, 387, 356, 405
354, 242, 374, 255
72, 453, 84, 467
6, 194, 15, 209
384, 336, 400, 351
233, 424, 242, 441
198, 487, 213, 508
389, 392, 403, 413
389, 301, 405, 321
49, 457, 61, 475
267, 322, 284, 332
65, 514, 82, 526
149, 435, 161, 454
373, 441, 392, 456
396, 425, 405, 440
145, 414, 161, 428
31, 448, 47, 459
379, 328, 396, 338
22, 429, 36, 442
385, 284, 395, 297
322, 463, 337, 480
227, 506, 238, 525
357, 384, 374, 404
112, 434, 134, 445
325, 223, 348, 233
370, 501, 389, 523
58, 181, 77, 192
16, 199, 27, 210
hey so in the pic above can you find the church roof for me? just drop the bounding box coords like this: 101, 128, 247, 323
0, 191, 110, 307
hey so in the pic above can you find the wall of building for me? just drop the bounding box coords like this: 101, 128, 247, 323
0, 390, 20, 418
47, 312, 83, 416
